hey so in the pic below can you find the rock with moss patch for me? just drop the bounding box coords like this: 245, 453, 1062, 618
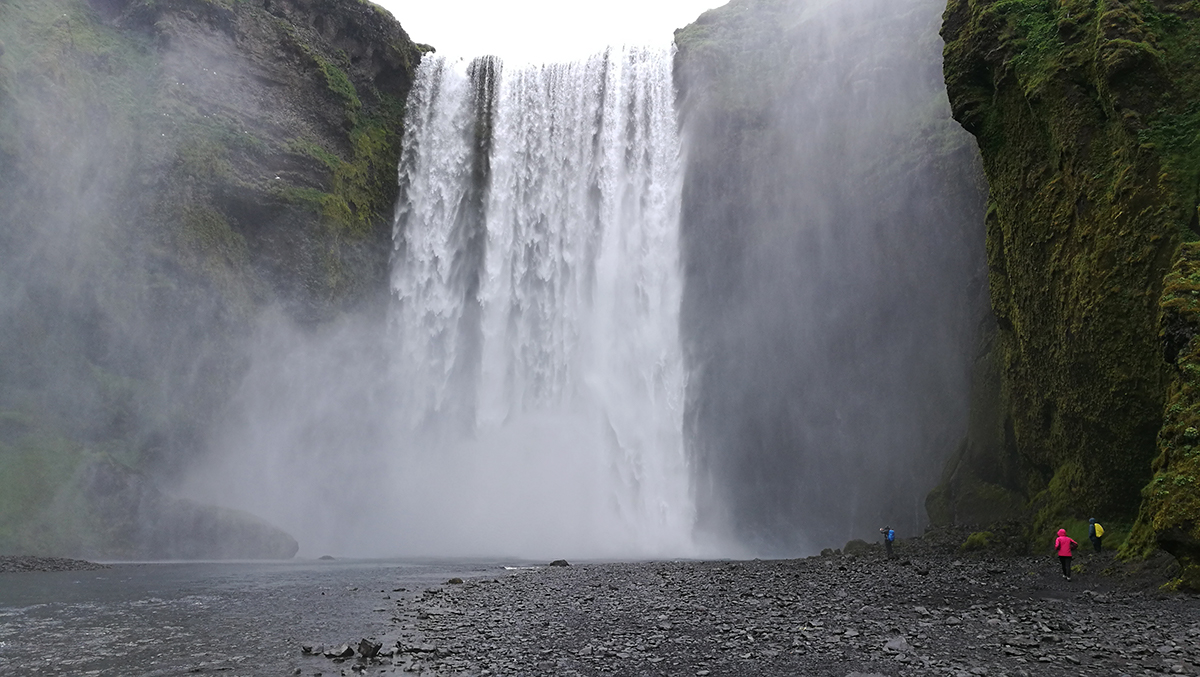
935, 0, 1200, 560
0, 0, 421, 557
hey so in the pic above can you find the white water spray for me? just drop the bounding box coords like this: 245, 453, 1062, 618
389, 47, 694, 557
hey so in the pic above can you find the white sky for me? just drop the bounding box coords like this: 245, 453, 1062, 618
374, 0, 725, 66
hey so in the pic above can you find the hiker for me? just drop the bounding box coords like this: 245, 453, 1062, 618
879, 525, 895, 559
1089, 518, 1104, 553
1054, 528, 1078, 581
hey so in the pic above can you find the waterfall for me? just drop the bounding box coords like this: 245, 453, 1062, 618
391, 47, 693, 557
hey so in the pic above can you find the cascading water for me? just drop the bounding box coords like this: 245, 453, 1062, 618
390, 46, 694, 557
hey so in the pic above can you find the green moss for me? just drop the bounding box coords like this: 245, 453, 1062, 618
1161, 563, 1200, 592
960, 530, 997, 551
0, 0, 160, 182
1123, 242, 1200, 589
1139, 102, 1200, 219
1028, 462, 1090, 536
275, 184, 330, 207
176, 138, 233, 182
939, 0, 1200, 553
287, 137, 342, 172
282, 99, 405, 240
302, 47, 362, 117
326, 119, 397, 236
987, 0, 1065, 94
179, 205, 247, 266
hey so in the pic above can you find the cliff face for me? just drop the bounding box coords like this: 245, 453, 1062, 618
674, 0, 988, 554
937, 0, 1200, 586
0, 0, 422, 557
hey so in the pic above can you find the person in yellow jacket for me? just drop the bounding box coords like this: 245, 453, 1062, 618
1089, 518, 1104, 553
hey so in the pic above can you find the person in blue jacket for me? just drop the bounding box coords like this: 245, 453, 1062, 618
879, 525, 895, 559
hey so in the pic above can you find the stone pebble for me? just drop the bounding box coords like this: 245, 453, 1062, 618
0, 555, 109, 573
311, 536, 1200, 676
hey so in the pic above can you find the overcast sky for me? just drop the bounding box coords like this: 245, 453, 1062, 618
374, 0, 724, 65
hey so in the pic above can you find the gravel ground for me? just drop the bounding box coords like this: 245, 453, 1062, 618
0, 556, 108, 573
301, 532, 1200, 677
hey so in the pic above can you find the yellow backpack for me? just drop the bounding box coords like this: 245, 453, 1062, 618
1094, 523, 1105, 537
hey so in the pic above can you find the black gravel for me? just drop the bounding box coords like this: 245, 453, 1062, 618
325, 535, 1200, 677
0, 556, 108, 573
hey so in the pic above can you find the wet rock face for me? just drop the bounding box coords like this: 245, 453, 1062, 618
1133, 243, 1200, 591
103, 0, 424, 322
0, 0, 419, 557
938, 0, 1200, 542
673, 0, 987, 552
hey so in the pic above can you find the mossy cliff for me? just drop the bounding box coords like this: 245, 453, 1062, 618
0, 0, 423, 557
1129, 242, 1200, 589
933, 0, 1200, 585
674, 0, 988, 553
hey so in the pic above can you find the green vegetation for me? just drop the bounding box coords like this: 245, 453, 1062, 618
307, 49, 363, 115
960, 531, 997, 551
938, 0, 1200, 585
988, 0, 1064, 94
328, 111, 405, 237
0, 0, 420, 556
283, 108, 405, 240
1139, 102, 1200, 219
1124, 242, 1200, 590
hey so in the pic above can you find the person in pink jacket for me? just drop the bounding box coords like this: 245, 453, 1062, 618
1054, 528, 1078, 581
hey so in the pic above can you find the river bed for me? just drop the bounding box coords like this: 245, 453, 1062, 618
0, 558, 514, 676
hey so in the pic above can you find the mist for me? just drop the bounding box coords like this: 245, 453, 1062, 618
2, 0, 985, 561
182, 48, 700, 560
675, 0, 987, 554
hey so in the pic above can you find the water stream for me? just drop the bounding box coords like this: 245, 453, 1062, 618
185, 46, 695, 559
387, 47, 694, 557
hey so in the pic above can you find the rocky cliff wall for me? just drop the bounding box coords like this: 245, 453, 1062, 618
937, 0, 1200, 588
0, 0, 422, 558
674, 0, 988, 554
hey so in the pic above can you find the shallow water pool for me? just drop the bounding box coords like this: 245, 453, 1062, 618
0, 558, 515, 676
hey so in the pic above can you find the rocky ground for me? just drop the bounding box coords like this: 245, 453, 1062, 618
0, 556, 108, 573
297, 533, 1200, 677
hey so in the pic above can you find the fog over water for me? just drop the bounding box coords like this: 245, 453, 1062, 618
187, 47, 698, 559
675, 0, 986, 554
185, 0, 985, 559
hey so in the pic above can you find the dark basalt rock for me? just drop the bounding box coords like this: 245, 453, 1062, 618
356, 638, 381, 659
0, 0, 422, 558
386, 536, 1197, 676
